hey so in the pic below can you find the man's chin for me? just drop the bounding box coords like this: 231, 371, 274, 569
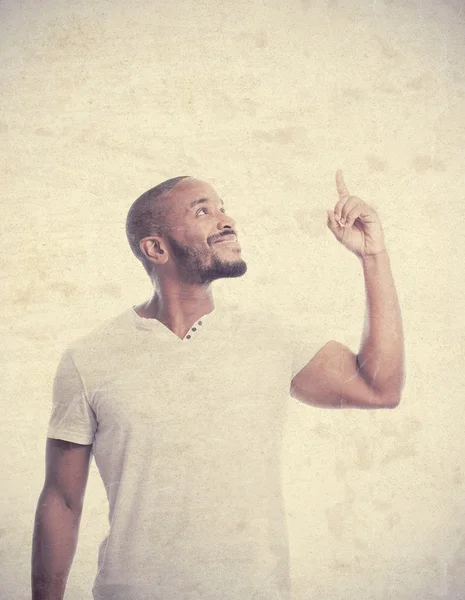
200, 260, 247, 283
221, 260, 248, 279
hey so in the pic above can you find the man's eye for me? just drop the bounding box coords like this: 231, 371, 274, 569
197, 208, 208, 216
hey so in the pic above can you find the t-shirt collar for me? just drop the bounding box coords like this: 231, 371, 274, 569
129, 302, 217, 341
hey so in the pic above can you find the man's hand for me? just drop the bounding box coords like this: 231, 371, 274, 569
327, 170, 386, 258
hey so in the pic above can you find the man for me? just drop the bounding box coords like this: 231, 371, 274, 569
32, 171, 404, 600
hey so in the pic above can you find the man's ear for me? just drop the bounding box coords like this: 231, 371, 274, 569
139, 236, 168, 266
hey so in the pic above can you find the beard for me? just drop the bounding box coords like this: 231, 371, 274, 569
165, 235, 247, 284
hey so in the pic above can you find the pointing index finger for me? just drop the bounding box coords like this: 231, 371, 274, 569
336, 169, 349, 200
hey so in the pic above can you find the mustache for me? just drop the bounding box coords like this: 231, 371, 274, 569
209, 231, 237, 245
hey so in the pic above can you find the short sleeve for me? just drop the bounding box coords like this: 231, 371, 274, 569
47, 350, 97, 445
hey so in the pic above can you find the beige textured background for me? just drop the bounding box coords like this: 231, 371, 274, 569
2, 0, 465, 598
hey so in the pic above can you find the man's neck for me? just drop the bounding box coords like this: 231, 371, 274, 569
135, 284, 215, 339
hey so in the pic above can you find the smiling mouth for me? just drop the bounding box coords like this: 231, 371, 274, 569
214, 236, 238, 244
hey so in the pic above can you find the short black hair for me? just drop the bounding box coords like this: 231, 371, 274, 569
126, 176, 191, 274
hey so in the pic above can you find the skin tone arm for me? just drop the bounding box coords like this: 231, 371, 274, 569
291, 170, 405, 409
32, 438, 92, 600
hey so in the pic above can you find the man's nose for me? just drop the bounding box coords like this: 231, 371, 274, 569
217, 213, 236, 230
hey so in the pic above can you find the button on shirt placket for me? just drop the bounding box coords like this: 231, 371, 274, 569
185, 320, 203, 340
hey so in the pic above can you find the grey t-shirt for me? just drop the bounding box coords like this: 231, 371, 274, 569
48, 301, 322, 600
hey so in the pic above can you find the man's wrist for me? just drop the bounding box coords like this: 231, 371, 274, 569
358, 248, 389, 262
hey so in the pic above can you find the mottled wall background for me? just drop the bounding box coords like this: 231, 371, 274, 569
1, 0, 465, 598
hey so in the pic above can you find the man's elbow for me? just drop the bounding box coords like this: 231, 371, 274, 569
39, 485, 84, 519
375, 385, 403, 409
374, 371, 405, 409
377, 393, 401, 409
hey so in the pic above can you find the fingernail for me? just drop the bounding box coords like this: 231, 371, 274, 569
340, 217, 345, 225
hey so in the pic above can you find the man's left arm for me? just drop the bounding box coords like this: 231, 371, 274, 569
290, 170, 405, 409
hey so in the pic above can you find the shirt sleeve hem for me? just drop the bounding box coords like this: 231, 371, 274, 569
47, 427, 94, 445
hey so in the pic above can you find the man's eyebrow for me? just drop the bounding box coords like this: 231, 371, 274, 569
188, 198, 225, 209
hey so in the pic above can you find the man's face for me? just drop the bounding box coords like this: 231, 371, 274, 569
161, 178, 247, 284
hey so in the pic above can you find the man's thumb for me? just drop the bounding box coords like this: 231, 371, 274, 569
327, 210, 338, 231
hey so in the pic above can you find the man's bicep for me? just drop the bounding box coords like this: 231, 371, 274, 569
291, 334, 331, 381
290, 340, 389, 409
43, 437, 93, 512
290, 340, 340, 405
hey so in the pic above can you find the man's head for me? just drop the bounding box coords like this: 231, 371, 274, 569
126, 176, 247, 284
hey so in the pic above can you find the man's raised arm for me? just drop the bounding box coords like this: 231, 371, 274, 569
291, 170, 405, 409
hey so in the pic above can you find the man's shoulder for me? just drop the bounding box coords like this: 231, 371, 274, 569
225, 301, 295, 341
65, 308, 135, 359
233, 303, 327, 350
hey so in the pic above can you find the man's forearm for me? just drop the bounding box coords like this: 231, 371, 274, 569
357, 250, 405, 403
32, 489, 81, 600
